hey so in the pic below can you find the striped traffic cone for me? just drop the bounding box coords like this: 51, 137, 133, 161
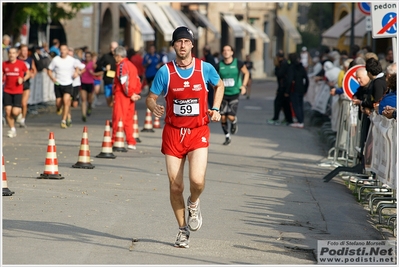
113, 119, 128, 152
2, 155, 15, 196
133, 110, 141, 143
38, 132, 64, 179
141, 108, 154, 132
96, 120, 117, 159
72, 126, 95, 169
153, 116, 161, 129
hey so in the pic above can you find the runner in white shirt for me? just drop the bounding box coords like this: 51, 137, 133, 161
47, 44, 81, 128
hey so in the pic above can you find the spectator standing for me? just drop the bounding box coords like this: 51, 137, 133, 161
95, 41, 118, 107
2, 34, 11, 61
2, 48, 30, 137
217, 44, 249, 145
267, 50, 292, 125
286, 53, 309, 128
112, 46, 141, 150
49, 39, 60, 56
142, 44, 161, 89
300, 46, 311, 71
379, 47, 393, 72
16, 44, 37, 128
378, 72, 396, 115
146, 26, 224, 248
362, 58, 387, 112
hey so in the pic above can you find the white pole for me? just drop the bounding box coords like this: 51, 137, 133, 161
392, 37, 397, 62
47, 3, 51, 46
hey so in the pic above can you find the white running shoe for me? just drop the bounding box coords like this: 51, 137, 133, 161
187, 197, 202, 231
174, 227, 190, 248
7, 130, 16, 138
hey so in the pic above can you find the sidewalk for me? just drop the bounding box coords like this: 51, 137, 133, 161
2, 80, 393, 265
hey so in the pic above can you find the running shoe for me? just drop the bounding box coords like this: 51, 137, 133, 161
127, 145, 136, 150
187, 197, 202, 231
7, 130, 16, 138
60, 121, 68, 129
56, 107, 63, 115
16, 113, 22, 124
19, 120, 27, 128
66, 119, 72, 127
82, 116, 87, 122
174, 227, 190, 248
87, 107, 92, 116
231, 118, 238, 134
223, 137, 231, 146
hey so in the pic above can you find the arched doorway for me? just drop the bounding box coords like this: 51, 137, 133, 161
28, 20, 66, 47
99, 8, 113, 55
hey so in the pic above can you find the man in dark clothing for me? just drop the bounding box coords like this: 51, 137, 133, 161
363, 57, 387, 112
267, 50, 292, 125
95, 41, 118, 107
286, 53, 309, 128
203, 45, 217, 108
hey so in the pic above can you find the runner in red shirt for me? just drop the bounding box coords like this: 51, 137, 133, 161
2, 47, 30, 138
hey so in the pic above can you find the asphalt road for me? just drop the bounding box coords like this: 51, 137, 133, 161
1, 79, 386, 265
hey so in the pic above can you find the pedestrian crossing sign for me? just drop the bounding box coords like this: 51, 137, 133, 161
371, 2, 397, 38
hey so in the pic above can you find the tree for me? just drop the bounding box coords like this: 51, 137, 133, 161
2, 3, 91, 40
299, 3, 334, 52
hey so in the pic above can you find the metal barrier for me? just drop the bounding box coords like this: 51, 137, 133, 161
319, 96, 361, 168
28, 71, 56, 105
321, 105, 397, 236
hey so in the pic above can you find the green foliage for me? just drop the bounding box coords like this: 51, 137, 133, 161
2, 3, 91, 37
307, 3, 334, 34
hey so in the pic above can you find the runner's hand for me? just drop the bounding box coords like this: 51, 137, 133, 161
208, 109, 221, 122
153, 104, 164, 117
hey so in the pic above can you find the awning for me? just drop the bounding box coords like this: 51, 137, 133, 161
120, 3, 155, 42
253, 26, 270, 43
239, 21, 257, 39
221, 13, 245, 38
344, 17, 367, 46
276, 15, 302, 43
160, 5, 198, 39
344, 17, 366, 38
143, 3, 175, 42
238, 21, 270, 43
192, 10, 220, 38
322, 8, 365, 46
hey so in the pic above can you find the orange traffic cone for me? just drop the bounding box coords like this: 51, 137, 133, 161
72, 126, 95, 169
38, 132, 64, 179
141, 108, 154, 132
133, 110, 141, 143
2, 155, 15, 196
96, 120, 117, 159
153, 116, 161, 129
113, 119, 128, 152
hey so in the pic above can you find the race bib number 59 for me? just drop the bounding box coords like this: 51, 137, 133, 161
173, 98, 200, 116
